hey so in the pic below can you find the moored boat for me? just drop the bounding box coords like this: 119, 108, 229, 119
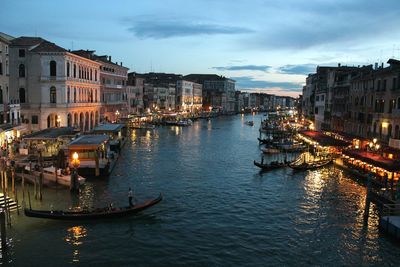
245, 121, 254, 126
24, 193, 163, 220
289, 158, 332, 170
253, 160, 287, 171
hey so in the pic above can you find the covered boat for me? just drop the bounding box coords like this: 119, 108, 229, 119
24, 193, 163, 220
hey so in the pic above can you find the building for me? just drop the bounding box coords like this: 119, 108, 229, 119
127, 73, 144, 114
9, 37, 101, 132
176, 80, 202, 112
345, 60, 400, 147
184, 74, 236, 113
72, 50, 129, 122
0, 32, 14, 124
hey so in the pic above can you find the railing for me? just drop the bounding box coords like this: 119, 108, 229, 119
382, 204, 400, 217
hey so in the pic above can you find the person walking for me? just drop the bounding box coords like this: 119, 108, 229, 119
128, 187, 133, 207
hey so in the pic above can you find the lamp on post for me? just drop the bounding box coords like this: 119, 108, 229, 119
115, 110, 120, 122
70, 152, 80, 193
369, 138, 380, 153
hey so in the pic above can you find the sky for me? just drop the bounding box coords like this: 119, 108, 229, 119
2, 0, 400, 97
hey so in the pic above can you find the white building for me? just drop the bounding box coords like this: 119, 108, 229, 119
9, 37, 101, 132
176, 80, 202, 112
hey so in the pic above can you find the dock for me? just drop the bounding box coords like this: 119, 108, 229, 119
380, 204, 400, 240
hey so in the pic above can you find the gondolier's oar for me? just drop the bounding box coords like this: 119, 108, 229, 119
27, 188, 32, 210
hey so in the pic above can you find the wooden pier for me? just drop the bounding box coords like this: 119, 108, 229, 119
380, 204, 400, 240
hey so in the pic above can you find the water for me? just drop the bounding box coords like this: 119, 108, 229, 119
3, 114, 400, 266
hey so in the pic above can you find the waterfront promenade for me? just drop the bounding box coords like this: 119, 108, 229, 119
3, 114, 400, 266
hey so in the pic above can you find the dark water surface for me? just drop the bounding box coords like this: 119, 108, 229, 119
4, 114, 400, 266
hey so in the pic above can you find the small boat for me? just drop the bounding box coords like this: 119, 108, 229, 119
257, 137, 273, 145
245, 121, 254, 126
24, 193, 163, 220
254, 160, 287, 171
289, 159, 332, 170
24, 165, 86, 187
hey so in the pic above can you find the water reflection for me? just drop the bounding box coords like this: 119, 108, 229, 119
65, 226, 87, 263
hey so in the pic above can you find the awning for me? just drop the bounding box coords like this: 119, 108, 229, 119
299, 130, 351, 147
342, 149, 400, 172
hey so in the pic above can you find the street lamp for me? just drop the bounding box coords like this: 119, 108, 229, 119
70, 152, 80, 192
115, 110, 120, 122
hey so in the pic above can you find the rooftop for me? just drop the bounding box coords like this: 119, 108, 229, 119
30, 40, 67, 53
92, 123, 125, 132
300, 130, 351, 147
68, 135, 109, 148
23, 127, 77, 140
11, 36, 44, 46
0, 32, 14, 42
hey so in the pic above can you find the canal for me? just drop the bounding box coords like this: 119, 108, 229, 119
4, 114, 400, 266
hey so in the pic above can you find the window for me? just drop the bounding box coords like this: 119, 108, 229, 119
95, 70, 97, 81
32, 115, 39, 124
389, 99, 396, 113
0, 86, 2, 104
67, 86, 70, 103
74, 88, 76, 103
19, 49, 25, 57
383, 79, 387, 91
0, 62, 2, 75
315, 107, 318, 114
73, 64, 76, 78
19, 64, 25, 77
90, 69, 92, 80
393, 78, 397, 90
50, 87, 56, 103
50, 60, 57, 76
377, 80, 381, 90
67, 62, 70, 77
19, 88, 26, 103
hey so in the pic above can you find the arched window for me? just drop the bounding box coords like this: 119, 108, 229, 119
388, 124, 393, 139
50, 87, 56, 103
395, 125, 400, 139
19, 64, 25, 77
74, 88, 77, 103
95, 89, 97, 102
67, 86, 70, 103
90, 69, 92, 80
73, 64, 76, 78
19, 88, 26, 103
397, 97, 400, 109
373, 122, 377, 134
379, 123, 383, 137
50, 60, 57, 76
0, 87, 3, 104
95, 70, 97, 81
67, 62, 70, 77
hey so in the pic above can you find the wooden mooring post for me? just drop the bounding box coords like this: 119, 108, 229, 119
0, 209, 6, 252
364, 174, 372, 223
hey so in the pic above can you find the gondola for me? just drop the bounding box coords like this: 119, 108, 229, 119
24, 193, 163, 220
289, 159, 332, 170
257, 137, 272, 144
253, 160, 287, 171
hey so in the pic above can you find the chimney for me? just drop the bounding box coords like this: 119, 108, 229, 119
375, 62, 378, 70
381, 62, 384, 68
120, 62, 122, 66
109, 56, 112, 62
338, 63, 341, 67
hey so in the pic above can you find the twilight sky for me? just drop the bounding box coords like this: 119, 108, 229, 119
2, 0, 400, 97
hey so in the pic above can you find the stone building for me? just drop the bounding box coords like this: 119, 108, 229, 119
0, 32, 14, 124
183, 74, 235, 113
176, 80, 202, 112
127, 73, 144, 114
9, 37, 101, 132
72, 50, 129, 122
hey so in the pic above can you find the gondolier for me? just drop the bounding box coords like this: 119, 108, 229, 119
128, 187, 133, 207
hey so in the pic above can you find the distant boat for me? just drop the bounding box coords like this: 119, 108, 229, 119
245, 121, 254, 126
166, 119, 193, 126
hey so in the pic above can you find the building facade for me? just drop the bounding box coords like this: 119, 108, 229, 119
9, 37, 101, 132
72, 51, 129, 122
0, 32, 14, 124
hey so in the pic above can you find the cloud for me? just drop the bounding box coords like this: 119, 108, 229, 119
212, 65, 271, 72
232, 76, 303, 91
278, 64, 317, 75
126, 18, 253, 39
246, 0, 400, 50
